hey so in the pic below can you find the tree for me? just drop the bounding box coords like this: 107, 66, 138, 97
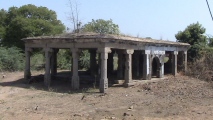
1, 4, 65, 50
175, 22, 207, 61
77, 19, 120, 70
0, 9, 7, 43
81, 19, 120, 34
67, 0, 81, 32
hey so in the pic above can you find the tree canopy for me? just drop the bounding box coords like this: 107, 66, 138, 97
175, 22, 207, 45
1, 4, 65, 49
175, 22, 207, 61
81, 19, 120, 34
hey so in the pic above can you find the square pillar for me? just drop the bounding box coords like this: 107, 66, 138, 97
97, 48, 111, 93
143, 50, 151, 80
51, 49, 59, 77
44, 48, 53, 86
24, 47, 32, 80
172, 51, 178, 76
124, 49, 134, 86
71, 48, 80, 90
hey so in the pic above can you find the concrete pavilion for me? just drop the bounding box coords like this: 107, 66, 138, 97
22, 33, 190, 93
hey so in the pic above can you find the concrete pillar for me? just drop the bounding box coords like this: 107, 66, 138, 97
117, 50, 123, 79
51, 49, 58, 77
159, 55, 165, 78
97, 48, 111, 93
24, 47, 32, 80
184, 51, 187, 73
89, 49, 97, 76
143, 50, 151, 80
44, 48, 53, 86
71, 48, 80, 90
172, 51, 178, 76
124, 49, 134, 86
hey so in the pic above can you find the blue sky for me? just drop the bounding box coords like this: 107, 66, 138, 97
1, 0, 213, 41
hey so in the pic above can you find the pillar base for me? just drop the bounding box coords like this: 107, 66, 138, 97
24, 71, 31, 80
99, 78, 108, 93
71, 75, 79, 90
44, 75, 51, 87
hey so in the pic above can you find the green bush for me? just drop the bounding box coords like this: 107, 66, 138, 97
30, 52, 45, 70
57, 49, 71, 70
0, 47, 24, 71
79, 50, 90, 70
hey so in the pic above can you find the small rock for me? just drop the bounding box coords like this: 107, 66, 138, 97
74, 113, 82, 117
35, 106, 38, 110
123, 112, 130, 116
111, 116, 116, 119
128, 105, 134, 111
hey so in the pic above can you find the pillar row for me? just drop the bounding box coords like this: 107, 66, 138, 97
44, 48, 53, 86
97, 47, 111, 93
124, 49, 134, 86
71, 48, 80, 90
172, 51, 178, 76
24, 47, 32, 80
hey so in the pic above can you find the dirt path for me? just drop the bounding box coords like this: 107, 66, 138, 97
0, 72, 213, 120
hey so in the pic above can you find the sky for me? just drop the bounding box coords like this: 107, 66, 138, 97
1, 0, 213, 41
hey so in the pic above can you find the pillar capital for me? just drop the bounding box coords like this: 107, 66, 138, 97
124, 49, 134, 55
142, 50, 151, 55
97, 47, 111, 54
25, 47, 33, 52
172, 51, 178, 55
70, 48, 81, 59
70, 48, 81, 53
184, 51, 187, 54
43, 47, 53, 53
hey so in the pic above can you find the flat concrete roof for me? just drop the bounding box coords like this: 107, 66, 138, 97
22, 32, 190, 47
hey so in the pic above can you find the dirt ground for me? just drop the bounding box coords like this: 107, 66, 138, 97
0, 71, 213, 120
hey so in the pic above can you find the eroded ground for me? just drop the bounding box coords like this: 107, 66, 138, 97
0, 72, 213, 120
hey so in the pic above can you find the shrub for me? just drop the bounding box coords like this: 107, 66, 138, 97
0, 47, 24, 71
30, 52, 45, 70
57, 49, 71, 70
186, 48, 213, 82
79, 50, 90, 70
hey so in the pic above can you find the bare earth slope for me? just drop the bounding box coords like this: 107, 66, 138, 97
0, 72, 213, 120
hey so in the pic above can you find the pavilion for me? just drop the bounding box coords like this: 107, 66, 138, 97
22, 33, 190, 93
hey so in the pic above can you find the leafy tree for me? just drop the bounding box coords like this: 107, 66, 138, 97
81, 19, 120, 34
78, 19, 120, 70
175, 22, 207, 61
207, 35, 213, 47
1, 4, 65, 50
0, 9, 7, 43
